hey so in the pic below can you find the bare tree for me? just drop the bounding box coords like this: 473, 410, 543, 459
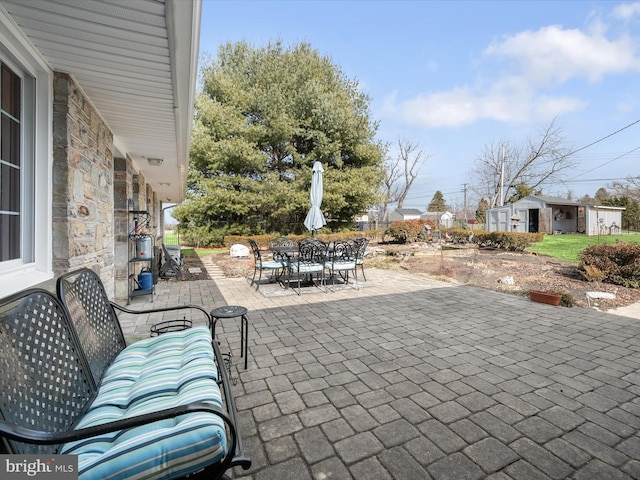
612, 176, 640, 202
472, 118, 576, 207
396, 138, 429, 208
378, 144, 398, 222
378, 137, 431, 222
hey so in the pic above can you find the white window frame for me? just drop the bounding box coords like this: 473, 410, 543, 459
0, 8, 53, 296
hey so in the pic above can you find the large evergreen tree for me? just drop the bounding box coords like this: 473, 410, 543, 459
475, 198, 490, 224
427, 191, 447, 212
173, 41, 385, 243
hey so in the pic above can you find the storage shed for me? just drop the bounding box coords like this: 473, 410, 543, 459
389, 208, 424, 222
485, 196, 624, 236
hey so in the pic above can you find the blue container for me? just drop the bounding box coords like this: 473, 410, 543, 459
138, 271, 153, 290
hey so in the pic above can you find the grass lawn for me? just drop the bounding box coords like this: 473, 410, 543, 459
527, 233, 640, 262
162, 232, 228, 256
163, 231, 180, 245
196, 247, 229, 256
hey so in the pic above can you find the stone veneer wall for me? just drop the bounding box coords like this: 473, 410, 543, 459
52, 72, 115, 296
114, 162, 155, 300
52, 73, 163, 301
113, 157, 133, 299
133, 173, 146, 212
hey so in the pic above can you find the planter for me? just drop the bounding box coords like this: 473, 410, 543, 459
529, 290, 562, 306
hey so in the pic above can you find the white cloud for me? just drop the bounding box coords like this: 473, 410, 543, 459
612, 2, 640, 20
533, 95, 589, 119
397, 85, 521, 128
484, 25, 640, 84
386, 12, 640, 130
397, 81, 584, 128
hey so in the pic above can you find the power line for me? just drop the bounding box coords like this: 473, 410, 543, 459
566, 118, 640, 158
405, 119, 640, 207
568, 144, 640, 181
562, 176, 635, 184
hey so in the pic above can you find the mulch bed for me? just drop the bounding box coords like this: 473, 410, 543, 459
175, 244, 640, 310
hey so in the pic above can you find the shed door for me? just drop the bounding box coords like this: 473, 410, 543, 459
577, 206, 586, 233
539, 208, 552, 234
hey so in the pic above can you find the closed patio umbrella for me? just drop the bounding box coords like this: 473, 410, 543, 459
304, 161, 326, 235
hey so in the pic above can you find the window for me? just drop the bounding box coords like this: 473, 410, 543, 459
0, 62, 21, 262
0, 16, 51, 294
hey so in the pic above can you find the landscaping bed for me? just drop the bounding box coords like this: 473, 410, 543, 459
179, 242, 640, 310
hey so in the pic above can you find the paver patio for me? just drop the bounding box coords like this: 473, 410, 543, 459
120, 268, 640, 480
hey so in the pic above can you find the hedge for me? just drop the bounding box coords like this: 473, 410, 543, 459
223, 230, 382, 250
385, 219, 436, 243
579, 242, 640, 287
471, 231, 544, 251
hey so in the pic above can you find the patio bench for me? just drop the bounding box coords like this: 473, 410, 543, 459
0, 268, 251, 480
159, 242, 184, 279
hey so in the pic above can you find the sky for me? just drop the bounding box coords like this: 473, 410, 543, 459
198, 0, 640, 212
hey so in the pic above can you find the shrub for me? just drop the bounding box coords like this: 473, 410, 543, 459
442, 228, 475, 244
579, 264, 607, 283
579, 242, 640, 287
473, 231, 543, 251
385, 219, 436, 243
559, 292, 577, 307
223, 231, 381, 249
178, 225, 226, 247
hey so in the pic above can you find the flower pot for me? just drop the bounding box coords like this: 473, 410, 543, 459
529, 290, 562, 306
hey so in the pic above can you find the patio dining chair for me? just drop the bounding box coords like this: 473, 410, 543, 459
353, 237, 370, 281
325, 239, 359, 291
269, 236, 295, 249
247, 238, 286, 290
288, 238, 328, 295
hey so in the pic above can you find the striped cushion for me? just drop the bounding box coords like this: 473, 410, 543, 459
326, 260, 356, 270
291, 262, 323, 273
61, 326, 226, 480
260, 260, 284, 269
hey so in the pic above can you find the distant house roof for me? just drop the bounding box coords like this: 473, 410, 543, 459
395, 208, 423, 216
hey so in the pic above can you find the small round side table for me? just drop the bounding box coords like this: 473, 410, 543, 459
210, 305, 249, 369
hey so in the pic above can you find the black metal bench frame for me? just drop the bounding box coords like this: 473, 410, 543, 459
0, 268, 251, 480
159, 242, 184, 279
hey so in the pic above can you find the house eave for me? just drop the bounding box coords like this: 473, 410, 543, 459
0, 0, 202, 203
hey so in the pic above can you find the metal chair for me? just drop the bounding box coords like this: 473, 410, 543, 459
247, 238, 286, 290
325, 240, 359, 291
353, 237, 370, 281
269, 236, 295, 249
288, 238, 328, 294
159, 242, 183, 279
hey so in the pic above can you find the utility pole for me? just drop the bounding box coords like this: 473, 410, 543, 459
462, 183, 468, 224
499, 143, 505, 207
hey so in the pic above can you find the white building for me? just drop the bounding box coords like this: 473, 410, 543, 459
389, 208, 424, 222
485, 196, 624, 236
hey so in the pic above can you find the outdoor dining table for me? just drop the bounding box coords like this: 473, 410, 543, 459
269, 245, 298, 256
269, 243, 335, 261
266, 246, 297, 285
269, 241, 339, 291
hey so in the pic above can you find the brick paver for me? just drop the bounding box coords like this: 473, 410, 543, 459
122, 267, 640, 479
